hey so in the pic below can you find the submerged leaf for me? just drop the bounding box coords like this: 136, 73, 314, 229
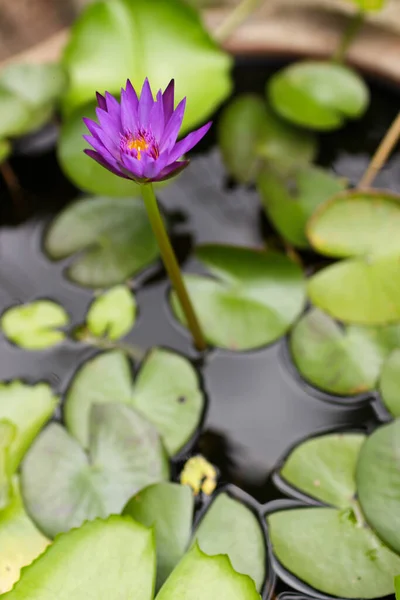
64, 349, 204, 456
1, 300, 69, 350
279, 432, 366, 507
171, 245, 306, 350
86, 285, 136, 340
21, 404, 169, 537
44, 196, 159, 287
268, 61, 369, 130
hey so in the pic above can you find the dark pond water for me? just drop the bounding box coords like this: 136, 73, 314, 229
1, 57, 400, 599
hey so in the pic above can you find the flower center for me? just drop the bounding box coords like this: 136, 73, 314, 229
121, 129, 159, 161
126, 135, 149, 160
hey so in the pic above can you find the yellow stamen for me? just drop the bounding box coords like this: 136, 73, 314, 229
127, 136, 149, 160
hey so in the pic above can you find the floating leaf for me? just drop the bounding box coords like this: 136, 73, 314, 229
379, 350, 400, 416
171, 245, 306, 350
0, 422, 15, 510
1, 300, 69, 350
156, 543, 260, 600
279, 433, 365, 508
257, 167, 346, 248
268, 507, 400, 598
218, 95, 316, 184
2, 516, 155, 600
0, 478, 50, 594
0, 381, 58, 472
44, 196, 159, 288
357, 419, 400, 555
64, 349, 204, 456
194, 493, 266, 591
86, 285, 136, 340
0, 63, 67, 138
21, 404, 169, 537
289, 308, 400, 395
123, 482, 194, 589
0, 139, 11, 163
62, 0, 232, 128
268, 61, 369, 130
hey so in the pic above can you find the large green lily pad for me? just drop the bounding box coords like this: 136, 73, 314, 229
307, 191, 400, 324
268, 507, 400, 598
44, 196, 159, 288
268, 61, 369, 131
194, 493, 266, 591
0, 381, 58, 472
62, 0, 232, 129
0, 478, 50, 594
257, 167, 346, 249
357, 419, 400, 555
289, 308, 400, 395
124, 482, 194, 589
0, 422, 15, 510
218, 95, 316, 184
21, 404, 169, 537
279, 432, 365, 508
1, 300, 69, 350
171, 245, 306, 350
86, 285, 136, 340
64, 349, 204, 456
379, 349, 400, 416
2, 516, 155, 600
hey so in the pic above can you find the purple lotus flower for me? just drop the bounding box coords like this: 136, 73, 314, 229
83, 79, 212, 183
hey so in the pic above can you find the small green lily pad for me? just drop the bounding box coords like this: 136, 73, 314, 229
194, 493, 266, 591
171, 245, 306, 350
1, 300, 69, 350
123, 482, 194, 589
258, 167, 346, 248
86, 285, 136, 340
280, 432, 366, 508
64, 349, 204, 456
0, 381, 58, 472
289, 308, 400, 395
0, 478, 50, 595
268, 61, 369, 130
379, 349, 400, 416
357, 419, 400, 555
218, 95, 316, 184
44, 196, 159, 288
156, 543, 260, 600
2, 515, 155, 600
21, 404, 169, 537
268, 507, 400, 598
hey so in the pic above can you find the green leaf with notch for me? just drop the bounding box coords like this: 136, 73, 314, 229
86, 285, 136, 340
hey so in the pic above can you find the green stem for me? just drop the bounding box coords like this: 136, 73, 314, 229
214, 0, 262, 43
333, 10, 365, 63
351, 498, 365, 528
359, 110, 400, 188
140, 183, 207, 351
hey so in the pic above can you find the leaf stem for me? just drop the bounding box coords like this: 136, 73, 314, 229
351, 498, 365, 528
333, 10, 365, 63
214, 0, 262, 43
0, 160, 24, 218
140, 183, 207, 351
359, 111, 400, 188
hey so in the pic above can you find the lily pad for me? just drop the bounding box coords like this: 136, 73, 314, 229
0, 422, 15, 510
0, 63, 67, 138
257, 167, 346, 248
1, 300, 69, 350
268, 507, 400, 598
357, 419, 400, 555
44, 196, 159, 288
62, 0, 232, 129
218, 95, 316, 184
64, 349, 204, 456
2, 515, 155, 600
0, 478, 50, 594
194, 493, 266, 591
157, 543, 260, 600
123, 482, 194, 589
279, 432, 366, 508
86, 285, 136, 340
21, 404, 169, 537
268, 61, 369, 130
0, 381, 58, 472
171, 245, 306, 350
289, 308, 400, 395
379, 350, 400, 416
